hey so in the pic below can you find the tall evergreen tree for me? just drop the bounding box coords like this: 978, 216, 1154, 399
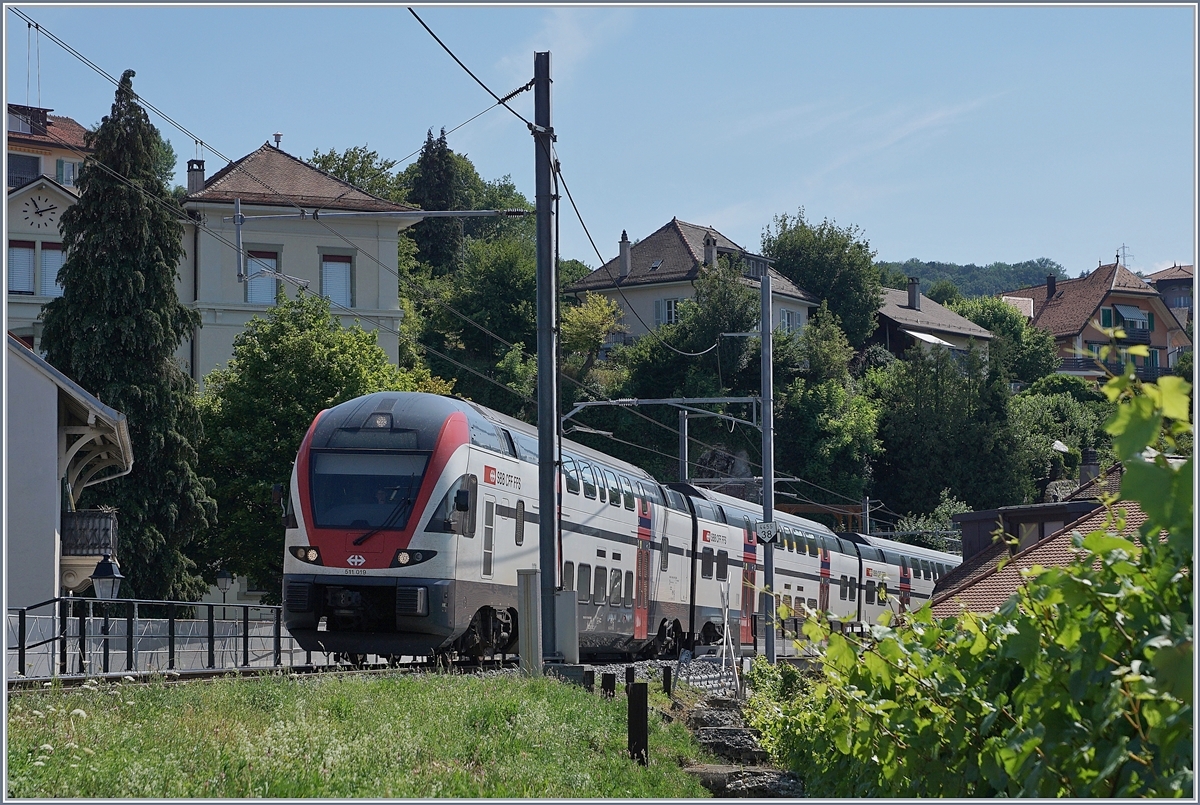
40, 70, 215, 601
406, 128, 463, 276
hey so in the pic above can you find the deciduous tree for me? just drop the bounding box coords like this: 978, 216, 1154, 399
196, 292, 452, 599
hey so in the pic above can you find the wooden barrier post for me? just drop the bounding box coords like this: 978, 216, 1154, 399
662, 664, 672, 697
625, 665, 635, 694
583, 669, 594, 693
628, 681, 648, 766
601, 672, 616, 699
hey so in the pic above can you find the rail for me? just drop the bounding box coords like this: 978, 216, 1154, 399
6, 596, 323, 681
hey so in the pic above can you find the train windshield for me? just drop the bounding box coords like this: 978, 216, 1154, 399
311, 452, 429, 529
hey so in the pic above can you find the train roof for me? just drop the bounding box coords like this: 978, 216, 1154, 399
841, 532, 962, 563
674, 483, 838, 537
461, 399, 657, 483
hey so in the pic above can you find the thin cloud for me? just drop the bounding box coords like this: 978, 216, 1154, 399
496, 8, 634, 87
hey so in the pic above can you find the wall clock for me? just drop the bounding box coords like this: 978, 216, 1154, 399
21, 193, 59, 230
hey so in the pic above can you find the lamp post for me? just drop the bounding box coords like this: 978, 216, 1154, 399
90, 555, 123, 675
90, 554, 124, 600
216, 569, 233, 620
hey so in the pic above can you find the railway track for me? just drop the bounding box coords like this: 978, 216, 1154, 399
6, 654, 521, 692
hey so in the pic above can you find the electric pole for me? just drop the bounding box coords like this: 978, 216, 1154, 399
533, 51, 559, 664
761, 273, 776, 664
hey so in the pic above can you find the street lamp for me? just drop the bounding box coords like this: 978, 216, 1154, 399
89, 554, 124, 600
216, 569, 233, 620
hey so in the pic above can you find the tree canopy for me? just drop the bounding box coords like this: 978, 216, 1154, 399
949, 295, 1060, 384
40, 69, 215, 601
876, 256, 1068, 297
196, 292, 452, 599
762, 209, 881, 349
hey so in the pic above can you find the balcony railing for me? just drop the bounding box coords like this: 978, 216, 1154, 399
1118, 328, 1151, 345
61, 510, 118, 557
1057, 358, 1167, 381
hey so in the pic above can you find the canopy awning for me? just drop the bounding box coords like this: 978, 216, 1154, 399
903, 329, 953, 347
1114, 304, 1148, 323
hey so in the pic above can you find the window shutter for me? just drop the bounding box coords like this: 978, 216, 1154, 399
8, 242, 35, 293
56, 159, 64, 183
1101, 307, 1112, 328
321, 255, 352, 308
40, 243, 65, 297
654, 299, 663, 327
1148, 311, 1155, 332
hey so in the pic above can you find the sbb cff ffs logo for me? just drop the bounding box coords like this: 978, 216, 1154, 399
483, 465, 521, 490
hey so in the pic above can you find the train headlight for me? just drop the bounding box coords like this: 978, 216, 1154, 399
390, 549, 436, 568
290, 546, 323, 565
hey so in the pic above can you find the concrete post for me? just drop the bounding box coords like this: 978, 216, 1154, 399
517, 569, 543, 676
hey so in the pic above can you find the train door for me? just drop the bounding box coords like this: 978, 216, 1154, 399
496, 496, 515, 579
739, 517, 755, 646
482, 494, 496, 579
817, 535, 832, 612
634, 496, 652, 640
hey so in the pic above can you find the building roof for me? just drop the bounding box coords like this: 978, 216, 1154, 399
1146, 264, 1194, 283
7, 334, 132, 480
879, 288, 993, 341
185, 143, 416, 213
930, 498, 1148, 618
1000, 261, 1158, 339
564, 217, 818, 303
1067, 463, 1124, 501
7, 104, 91, 153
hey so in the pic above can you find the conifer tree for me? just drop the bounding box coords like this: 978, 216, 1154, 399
40, 70, 215, 601
406, 128, 463, 275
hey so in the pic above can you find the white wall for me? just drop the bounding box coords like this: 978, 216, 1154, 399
589, 281, 811, 339
6, 353, 61, 609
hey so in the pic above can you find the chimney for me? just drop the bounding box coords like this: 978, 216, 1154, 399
704, 232, 718, 267
619, 230, 631, 279
1046, 275, 1056, 299
273, 131, 283, 148
187, 159, 205, 194
907, 277, 921, 311
1079, 448, 1099, 485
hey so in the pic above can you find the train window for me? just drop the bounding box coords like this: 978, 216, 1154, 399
848, 579, 857, 602
578, 462, 597, 499
806, 533, 819, 557
839, 575, 848, 600
602, 469, 620, 506
562, 561, 574, 591
623, 571, 634, 608
609, 569, 623, 606
921, 560, 931, 580
713, 506, 727, 524
311, 452, 429, 530
878, 582, 888, 604
512, 432, 539, 464
782, 594, 793, 610
577, 564, 591, 603
701, 547, 715, 579
515, 500, 525, 545
500, 429, 518, 458
716, 550, 729, 581
469, 419, 507, 454
563, 456, 581, 495
619, 476, 635, 510
482, 499, 495, 577
641, 483, 665, 507
659, 537, 670, 572
807, 598, 817, 611
695, 501, 714, 522
594, 566, 608, 605
865, 579, 876, 603
664, 488, 687, 512
900, 556, 909, 574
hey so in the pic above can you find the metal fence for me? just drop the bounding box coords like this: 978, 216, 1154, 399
6, 596, 332, 681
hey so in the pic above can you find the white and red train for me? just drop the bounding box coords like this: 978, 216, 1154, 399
281, 392, 960, 660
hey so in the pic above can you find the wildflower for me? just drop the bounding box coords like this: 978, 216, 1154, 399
82, 748, 95, 756
122, 676, 134, 682
31, 710, 44, 718
70, 709, 87, 719
31, 761, 44, 767
39, 744, 54, 754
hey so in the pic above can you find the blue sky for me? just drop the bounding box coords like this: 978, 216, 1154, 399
5, 4, 1195, 279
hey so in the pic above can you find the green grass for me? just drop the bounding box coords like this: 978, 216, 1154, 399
6, 672, 714, 798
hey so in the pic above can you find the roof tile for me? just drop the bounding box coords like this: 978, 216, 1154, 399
1001, 262, 1156, 338
879, 288, 993, 340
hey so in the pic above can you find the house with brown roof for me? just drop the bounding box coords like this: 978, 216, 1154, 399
6, 104, 93, 350
1001, 260, 1191, 380
178, 143, 419, 380
563, 218, 818, 343
871, 277, 993, 357
931, 495, 1149, 618
1146, 263, 1193, 328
